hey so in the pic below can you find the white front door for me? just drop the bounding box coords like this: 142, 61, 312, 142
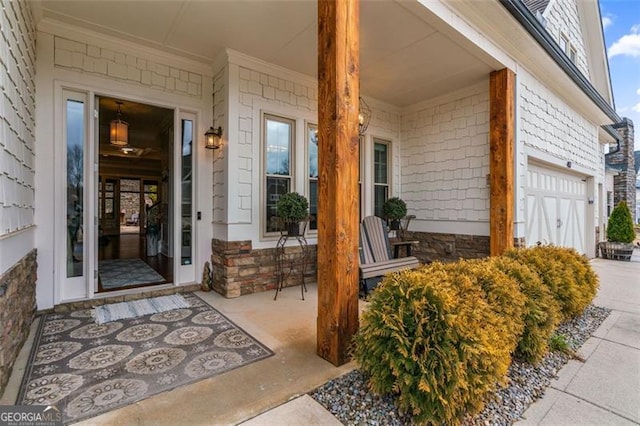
525, 163, 587, 254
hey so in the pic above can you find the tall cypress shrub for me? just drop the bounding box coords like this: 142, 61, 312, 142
606, 201, 635, 243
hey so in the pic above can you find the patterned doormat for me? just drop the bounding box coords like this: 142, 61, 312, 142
16, 293, 274, 424
99, 258, 166, 289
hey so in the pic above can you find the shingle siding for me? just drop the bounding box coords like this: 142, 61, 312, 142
401, 83, 490, 224
53, 36, 203, 98
544, 0, 591, 79
0, 0, 36, 236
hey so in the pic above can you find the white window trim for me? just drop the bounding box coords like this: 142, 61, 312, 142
372, 137, 392, 218
306, 122, 319, 234
261, 112, 296, 237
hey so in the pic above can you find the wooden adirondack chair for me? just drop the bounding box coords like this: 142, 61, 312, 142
359, 216, 420, 295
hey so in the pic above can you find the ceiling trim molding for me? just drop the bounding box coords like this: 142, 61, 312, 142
401, 80, 487, 114
36, 18, 215, 77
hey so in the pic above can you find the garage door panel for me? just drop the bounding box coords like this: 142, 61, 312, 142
525, 164, 587, 254
542, 196, 557, 245
526, 194, 538, 242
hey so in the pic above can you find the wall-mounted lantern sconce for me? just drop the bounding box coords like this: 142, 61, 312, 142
205, 126, 223, 149
358, 96, 371, 136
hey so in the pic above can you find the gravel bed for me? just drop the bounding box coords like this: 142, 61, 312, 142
310, 304, 611, 426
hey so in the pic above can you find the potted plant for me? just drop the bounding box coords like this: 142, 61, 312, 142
276, 192, 309, 236
601, 201, 635, 261
382, 197, 407, 230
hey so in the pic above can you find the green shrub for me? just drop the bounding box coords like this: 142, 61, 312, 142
549, 333, 571, 354
607, 201, 635, 243
352, 265, 517, 424
505, 246, 598, 320
382, 197, 407, 221
490, 257, 560, 363
276, 192, 309, 223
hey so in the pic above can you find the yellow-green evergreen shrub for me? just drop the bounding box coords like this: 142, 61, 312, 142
352, 266, 517, 425
429, 259, 526, 356
490, 256, 560, 363
505, 246, 598, 319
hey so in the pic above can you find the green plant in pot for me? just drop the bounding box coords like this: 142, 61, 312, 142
382, 197, 407, 230
276, 192, 309, 236
602, 201, 635, 261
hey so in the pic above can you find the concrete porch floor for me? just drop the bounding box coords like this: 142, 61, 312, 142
0, 283, 359, 425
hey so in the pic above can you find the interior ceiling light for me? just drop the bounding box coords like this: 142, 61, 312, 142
121, 146, 136, 154
110, 101, 129, 147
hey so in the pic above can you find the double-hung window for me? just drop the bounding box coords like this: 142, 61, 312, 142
373, 138, 390, 218
308, 124, 318, 231
264, 114, 295, 234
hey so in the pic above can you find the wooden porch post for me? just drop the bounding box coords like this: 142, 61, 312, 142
489, 68, 515, 256
316, 0, 360, 366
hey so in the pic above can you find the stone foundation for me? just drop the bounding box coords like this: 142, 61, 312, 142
0, 250, 37, 397
403, 231, 490, 263
211, 238, 317, 298
607, 118, 635, 222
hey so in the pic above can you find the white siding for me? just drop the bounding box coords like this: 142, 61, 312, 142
53, 36, 203, 98
235, 64, 317, 224
400, 83, 490, 231
544, 0, 590, 79
0, 0, 36, 237
212, 68, 226, 224
519, 72, 602, 173
517, 69, 603, 255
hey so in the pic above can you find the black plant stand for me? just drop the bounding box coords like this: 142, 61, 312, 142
274, 234, 309, 300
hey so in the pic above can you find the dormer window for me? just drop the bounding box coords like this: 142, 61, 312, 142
559, 33, 577, 64
559, 34, 568, 53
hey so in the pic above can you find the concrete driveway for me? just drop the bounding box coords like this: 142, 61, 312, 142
518, 249, 640, 425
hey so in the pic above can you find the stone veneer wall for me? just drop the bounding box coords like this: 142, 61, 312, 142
404, 231, 490, 263
211, 239, 317, 298
0, 250, 37, 396
607, 118, 636, 223
401, 233, 526, 264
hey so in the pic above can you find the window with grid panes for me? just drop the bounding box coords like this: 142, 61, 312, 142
373, 139, 390, 218
264, 114, 295, 234
308, 124, 318, 231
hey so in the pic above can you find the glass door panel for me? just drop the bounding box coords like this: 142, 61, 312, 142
66, 99, 85, 278
180, 119, 193, 265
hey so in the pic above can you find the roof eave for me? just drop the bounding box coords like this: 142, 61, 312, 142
499, 0, 620, 123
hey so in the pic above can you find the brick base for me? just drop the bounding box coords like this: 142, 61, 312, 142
0, 250, 37, 397
211, 238, 317, 298
403, 231, 490, 262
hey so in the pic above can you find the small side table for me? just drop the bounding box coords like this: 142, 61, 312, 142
391, 240, 419, 258
274, 234, 308, 300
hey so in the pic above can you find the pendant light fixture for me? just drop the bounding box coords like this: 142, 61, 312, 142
110, 101, 129, 147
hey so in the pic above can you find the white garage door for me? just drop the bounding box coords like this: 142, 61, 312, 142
525, 163, 587, 254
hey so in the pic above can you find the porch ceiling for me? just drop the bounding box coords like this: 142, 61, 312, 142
36, 0, 496, 107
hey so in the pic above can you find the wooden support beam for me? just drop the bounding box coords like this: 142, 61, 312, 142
489, 68, 515, 256
316, 0, 360, 366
